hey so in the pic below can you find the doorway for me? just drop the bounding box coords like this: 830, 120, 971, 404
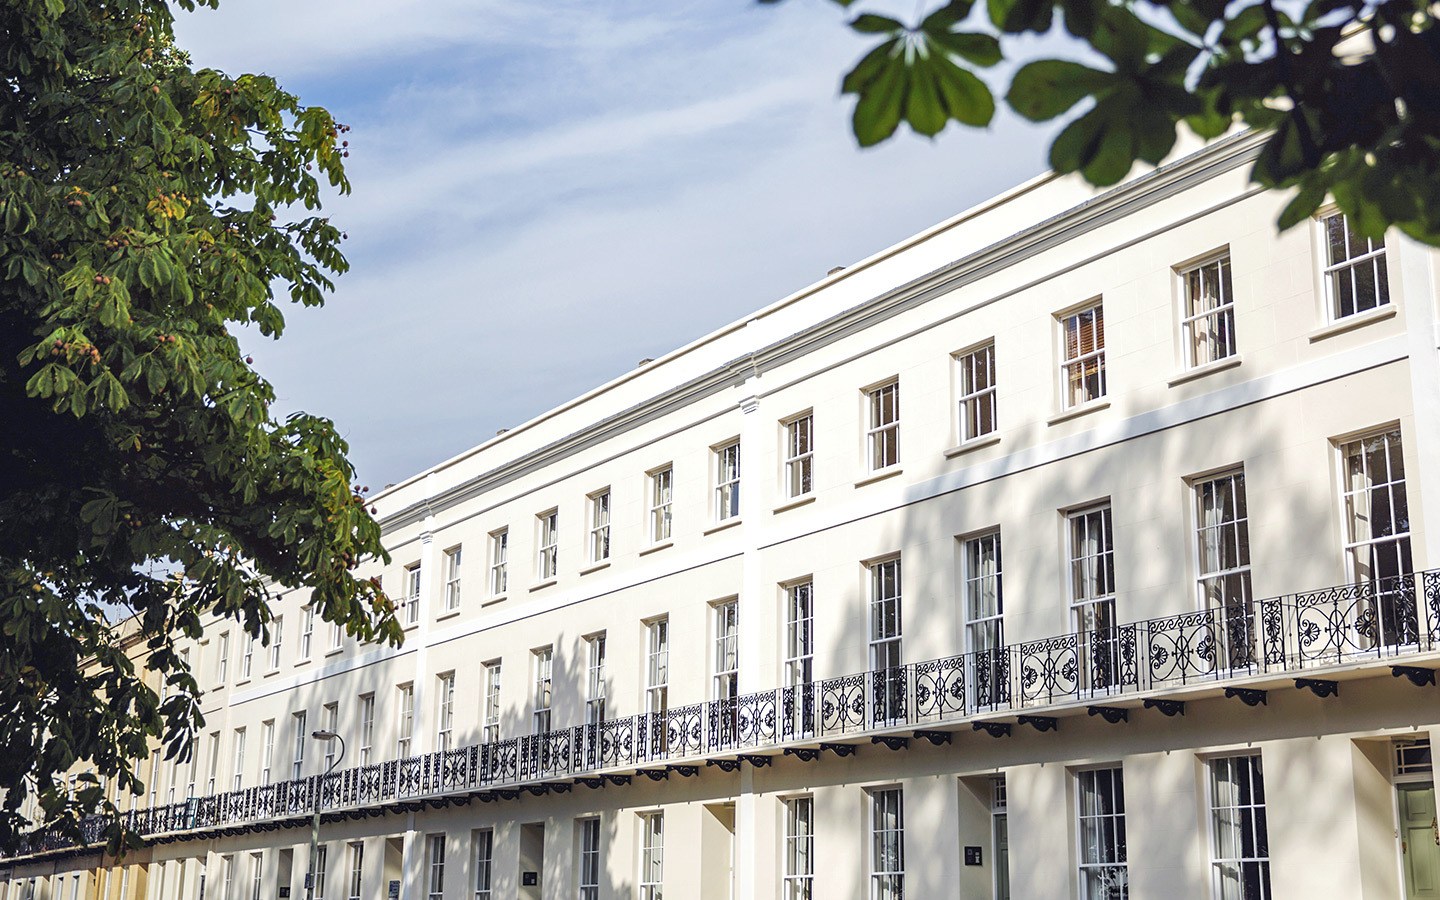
1400, 784, 1440, 899
1396, 738, 1439, 900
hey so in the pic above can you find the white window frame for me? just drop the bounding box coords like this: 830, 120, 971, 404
396, 683, 415, 758
1068, 503, 1118, 691
1193, 470, 1256, 670
784, 580, 814, 693
712, 599, 739, 704
483, 661, 502, 743
784, 795, 815, 900
231, 727, 246, 791
436, 673, 455, 752
649, 466, 673, 543
869, 556, 903, 723
312, 845, 328, 900
425, 833, 445, 900
290, 710, 307, 780
240, 632, 254, 680
267, 615, 283, 671
784, 413, 814, 499
645, 618, 669, 716
206, 731, 220, 794
403, 563, 422, 625
489, 529, 508, 597
537, 510, 559, 581
443, 545, 463, 612
322, 702, 339, 769
1319, 209, 1389, 320
578, 817, 602, 900
299, 605, 315, 660
1179, 251, 1237, 369
588, 489, 611, 563
249, 852, 263, 900
586, 634, 607, 726
215, 632, 229, 684
473, 829, 494, 900
533, 646, 553, 734
1208, 754, 1271, 900
346, 842, 363, 900
869, 787, 904, 900
865, 380, 900, 471
639, 811, 664, 900
1058, 301, 1106, 410
954, 342, 998, 444
358, 694, 374, 766
1076, 766, 1128, 900
714, 439, 741, 522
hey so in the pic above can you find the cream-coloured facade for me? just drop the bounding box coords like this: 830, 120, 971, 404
7, 129, 1440, 900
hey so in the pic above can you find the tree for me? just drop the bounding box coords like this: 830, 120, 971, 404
772, 0, 1440, 243
0, 0, 402, 853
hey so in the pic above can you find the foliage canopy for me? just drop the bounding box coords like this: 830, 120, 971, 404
773, 0, 1440, 242
0, 0, 401, 853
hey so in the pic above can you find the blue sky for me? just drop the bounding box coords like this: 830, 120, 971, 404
174, 0, 1058, 488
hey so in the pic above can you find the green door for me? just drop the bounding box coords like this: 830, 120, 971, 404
1400, 785, 1440, 900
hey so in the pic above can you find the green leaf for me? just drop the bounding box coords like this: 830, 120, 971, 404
852, 50, 910, 146
1006, 60, 1112, 121
932, 53, 996, 126
1277, 180, 1329, 230
850, 13, 904, 34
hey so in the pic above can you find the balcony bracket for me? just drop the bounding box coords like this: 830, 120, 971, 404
1224, 687, 1268, 707
1143, 698, 1186, 717
783, 747, 822, 762
1392, 666, 1437, 687
973, 721, 1013, 738
1294, 678, 1339, 698
494, 789, 520, 801
549, 782, 573, 794
914, 730, 953, 746
820, 743, 857, 758
871, 735, 909, 751
640, 769, 669, 782
667, 765, 699, 778
1018, 716, 1058, 733
575, 777, 605, 790
707, 758, 743, 772
1087, 706, 1129, 724
738, 754, 773, 768
523, 784, 549, 797
601, 774, 632, 787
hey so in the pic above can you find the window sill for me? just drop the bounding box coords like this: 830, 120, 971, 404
773, 495, 816, 515
234, 677, 251, 687
294, 657, 311, 667
703, 518, 743, 536
482, 595, 507, 607
1167, 355, 1243, 387
1308, 304, 1396, 342
324, 647, 343, 658
1047, 399, 1110, 426
579, 561, 611, 576
943, 434, 1001, 458
529, 578, 558, 593
854, 467, 903, 489
402, 622, 420, 633
264, 668, 279, 678
436, 610, 461, 623
639, 541, 674, 557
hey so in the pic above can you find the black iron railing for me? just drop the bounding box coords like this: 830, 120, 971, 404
13, 569, 1440, 858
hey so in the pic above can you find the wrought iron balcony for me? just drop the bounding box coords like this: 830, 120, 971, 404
10, 569, 1440, 860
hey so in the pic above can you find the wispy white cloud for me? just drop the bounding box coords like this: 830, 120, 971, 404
179, 0, 1055, 485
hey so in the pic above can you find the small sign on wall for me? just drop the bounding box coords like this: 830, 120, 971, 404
964, 846, 983, 866
522, 871, 539, 886
388, 880, 400, 898
278, 889, 290, 898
